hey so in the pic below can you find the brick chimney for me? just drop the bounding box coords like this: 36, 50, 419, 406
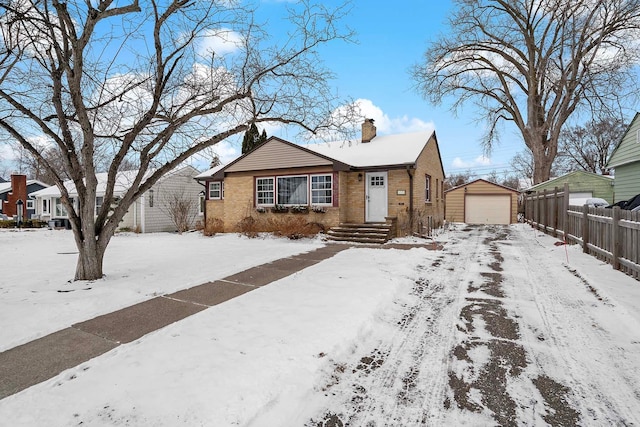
361, 118, 376, 143
4, 174, 27, 217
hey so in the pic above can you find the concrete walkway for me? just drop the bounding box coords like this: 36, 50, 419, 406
0, 244, 349, 400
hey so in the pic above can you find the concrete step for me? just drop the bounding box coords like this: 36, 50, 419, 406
326, 223, 392, 244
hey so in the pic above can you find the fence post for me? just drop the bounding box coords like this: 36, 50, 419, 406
552, 187, 558, 237
612, 207, 620, 270
542, 189, 548, 232
562, 183, 569, 238
582, 204, 589, 253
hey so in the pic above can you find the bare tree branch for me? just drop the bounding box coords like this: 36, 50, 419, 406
413, 0, 640, 184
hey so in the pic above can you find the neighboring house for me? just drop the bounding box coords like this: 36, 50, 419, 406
29, 166, 202, 233
445, 179, 519, 224
0, 174, 50, 219
196, 119, 446, 235
606, 112, 640, 203
525, 170, 614, 205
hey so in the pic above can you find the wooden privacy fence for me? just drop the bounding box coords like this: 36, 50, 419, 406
524, 183, 640, 279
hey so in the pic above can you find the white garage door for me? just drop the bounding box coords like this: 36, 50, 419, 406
465, 194, 511, 224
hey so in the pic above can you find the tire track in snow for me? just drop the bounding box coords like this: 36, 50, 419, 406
307, 226, 485, 426
504, 227, 640, 425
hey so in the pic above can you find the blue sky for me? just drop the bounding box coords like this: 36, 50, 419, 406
250, 0, 527, 178
0, 0, 575, 178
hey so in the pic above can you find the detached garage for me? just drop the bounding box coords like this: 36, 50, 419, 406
445, 179, 518, 224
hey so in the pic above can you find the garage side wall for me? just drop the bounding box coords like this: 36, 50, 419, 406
445, 187, 465, 223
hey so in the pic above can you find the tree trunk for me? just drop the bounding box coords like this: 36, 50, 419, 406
532, 155, 553, 184
529, 131, 557, 184
74, 236, 106, 281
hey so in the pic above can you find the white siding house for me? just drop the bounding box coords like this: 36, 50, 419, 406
29, 166, 203, 233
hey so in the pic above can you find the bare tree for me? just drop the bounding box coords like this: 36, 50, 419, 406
158, 188, 199, 234
557, 117, 626, 174
510, 149, 570, 185
444, 170, 475, 190
0, 0, 353, 280
413, 0, 640, 184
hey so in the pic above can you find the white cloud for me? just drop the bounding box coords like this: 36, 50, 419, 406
198, 28, 243, 57
451, 155, 491, 169
354, 99, 435, 134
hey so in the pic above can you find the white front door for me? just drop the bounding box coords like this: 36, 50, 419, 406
366, 172, 388, 222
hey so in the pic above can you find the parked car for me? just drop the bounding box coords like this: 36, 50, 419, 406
625, 194, 640, 211
605, 193, 640, 210
584, 198, 609, 207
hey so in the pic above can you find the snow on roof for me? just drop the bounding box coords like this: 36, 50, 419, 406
29, 170, 149, 198
195, 163, 227, 179
304, 130, 435, 168
1, 179, 51, 195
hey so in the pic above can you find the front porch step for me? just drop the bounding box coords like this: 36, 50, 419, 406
326, 223, 392, 244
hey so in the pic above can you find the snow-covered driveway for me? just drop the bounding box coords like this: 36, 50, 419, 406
1, 225, 639, 426
305, 225, 640, 426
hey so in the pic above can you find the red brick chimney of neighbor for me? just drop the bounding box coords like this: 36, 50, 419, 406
4, 174, 27, 217
361, 118, 376, 143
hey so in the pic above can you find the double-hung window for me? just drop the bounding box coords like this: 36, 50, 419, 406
209, 182, 223, 200
95, 196, 104, 215
256, 177, 275, 205
277, 175, 308, 205
311, 174, 332, 205
425, 174, 431, 203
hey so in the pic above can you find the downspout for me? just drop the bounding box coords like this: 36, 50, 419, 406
406, 165, 414, 230
140, 194, 145, 233
196, 178, 207, 227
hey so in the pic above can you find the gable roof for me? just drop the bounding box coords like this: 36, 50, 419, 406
607, 112, 640, 168
196, 130, 437, 180
0, 179, 51, 196
445, 178, 519, 194
526, 170, 613, 191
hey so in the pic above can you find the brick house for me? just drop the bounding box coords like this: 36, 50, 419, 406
0, 174, 49, 219
196, 120, 446, 239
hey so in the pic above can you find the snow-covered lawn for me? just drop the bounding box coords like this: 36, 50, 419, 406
0, 229, 323, 351
1, 224, 640, 425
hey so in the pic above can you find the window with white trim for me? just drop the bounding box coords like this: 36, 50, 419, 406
425, 174, 431, 202
277, 175, 308, 205
53, 197, 73, 218
256, 177, 275, 205
209, 182, 223, 200
198, 194, 205, 215
42, 198, 50, 215
27, 199, 34, 210
311, 174, 332, 205
95, 196, 103, 215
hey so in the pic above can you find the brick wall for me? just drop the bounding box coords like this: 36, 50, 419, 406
3, 175, 27, 217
